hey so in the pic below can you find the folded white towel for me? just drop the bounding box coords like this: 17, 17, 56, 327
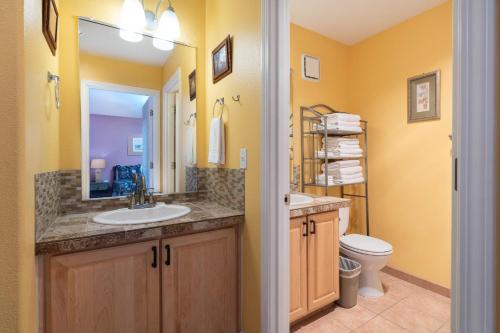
316, 150, 363, 159
315, 174, 365, 185
322, 138, 359, 146
322, 120, 360, 127
322, 166, 362, 175
327, 147, 363, 154
208, 117, 225, 165
313, 123, 363, 133
323, 144, 361, 151
325, 113, 361, 122
332, 172, 364, 180
323, 160, 360, 169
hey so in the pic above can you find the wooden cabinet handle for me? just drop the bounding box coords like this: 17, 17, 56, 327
152, 246, 158, 268
310, 220, 316, 234
302, 221, 308, 237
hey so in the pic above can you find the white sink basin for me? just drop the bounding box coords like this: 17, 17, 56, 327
93, 203, 191, 225
290, 193, 314, 207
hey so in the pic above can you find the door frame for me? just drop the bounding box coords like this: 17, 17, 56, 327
80, 80, 161, 200
260, 0, 498, 332
162, 68, 183, 193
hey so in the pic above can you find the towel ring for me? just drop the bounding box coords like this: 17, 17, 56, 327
212, 98, 225, 118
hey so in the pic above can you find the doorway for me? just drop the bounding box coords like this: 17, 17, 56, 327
260, 0, 498, 332
80, 80, 161, 199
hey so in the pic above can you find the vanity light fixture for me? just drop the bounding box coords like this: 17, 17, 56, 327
119, 0, 181, 51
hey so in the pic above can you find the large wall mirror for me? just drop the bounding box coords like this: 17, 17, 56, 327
78, 18, 197, 199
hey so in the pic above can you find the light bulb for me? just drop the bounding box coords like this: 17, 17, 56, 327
156, 6, 180, 41
119, 0, 146, 42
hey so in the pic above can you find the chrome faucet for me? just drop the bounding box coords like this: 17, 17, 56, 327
128, 174, 156, 209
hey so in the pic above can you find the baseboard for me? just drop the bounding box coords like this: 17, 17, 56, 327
382, 266, 450, 298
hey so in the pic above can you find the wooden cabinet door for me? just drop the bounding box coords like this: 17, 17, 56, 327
162, 228, 238, 333
307, 211, 339, 312
48, 241, 160, 333
289, 217, 308, 323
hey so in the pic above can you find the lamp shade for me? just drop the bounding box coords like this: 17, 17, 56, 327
119, 0, 146, 42
91, 159, 106, 169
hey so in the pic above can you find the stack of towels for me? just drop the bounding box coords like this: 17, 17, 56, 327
313, 113, 362, 133
316, 160, 365, 185
316, 137, 363, 159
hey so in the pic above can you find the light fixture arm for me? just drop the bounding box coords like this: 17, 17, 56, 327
154, 0, 174, 18
154, 0, 164, 18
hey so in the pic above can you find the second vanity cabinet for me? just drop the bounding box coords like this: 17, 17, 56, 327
45, 227, 238, 333
290, 211, 339, 323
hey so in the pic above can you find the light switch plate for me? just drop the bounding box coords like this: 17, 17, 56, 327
240, 148, 247, 169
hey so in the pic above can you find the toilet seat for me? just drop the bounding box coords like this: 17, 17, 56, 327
340, 234, 393, 256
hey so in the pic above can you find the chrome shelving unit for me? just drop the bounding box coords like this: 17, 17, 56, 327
300, 104, 370, 235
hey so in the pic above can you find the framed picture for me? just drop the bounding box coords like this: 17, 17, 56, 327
212, 35, 232, 83
42, 0, 59, 56
189, 70, 196, 101
128, 135, 144, 156
407, 70, 441, 122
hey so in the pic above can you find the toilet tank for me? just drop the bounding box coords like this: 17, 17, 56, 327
339, 207, 350, 236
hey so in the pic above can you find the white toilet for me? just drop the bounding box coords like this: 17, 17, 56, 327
338, 207, 393, 297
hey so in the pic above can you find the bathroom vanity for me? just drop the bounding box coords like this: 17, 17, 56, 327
36, 200, 243, 333
289, 195, 350, 324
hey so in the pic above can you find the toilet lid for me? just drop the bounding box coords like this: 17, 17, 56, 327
340, 234, 393, 255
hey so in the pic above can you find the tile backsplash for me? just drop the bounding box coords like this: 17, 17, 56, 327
35, 171, 61, 236
35, 167, 245, 236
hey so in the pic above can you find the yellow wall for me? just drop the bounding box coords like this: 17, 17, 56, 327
0, 0, 60, 331
292, 2, 452, 288
203, 0, 261, 331
80, 53, 163, 90
0, 1, 24, 331
349, 2, 452, 288
59, 0, 206, 169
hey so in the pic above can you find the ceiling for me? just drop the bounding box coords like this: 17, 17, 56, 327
78, 19, 172, 66
89, 89, 150, 118
290, 0, 447, 45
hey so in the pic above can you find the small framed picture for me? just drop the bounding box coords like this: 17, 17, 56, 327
128, 135, 143, 156
43, 0, 59, 56
212, 35, 232, 84
189, 70, 196, 101
407, 70, 441, 122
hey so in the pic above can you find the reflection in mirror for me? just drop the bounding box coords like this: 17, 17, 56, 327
78, 18, 197, 199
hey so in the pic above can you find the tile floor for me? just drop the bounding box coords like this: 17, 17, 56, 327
291, 272, 450, 333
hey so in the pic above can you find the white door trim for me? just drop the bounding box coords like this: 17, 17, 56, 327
260, 0, 290, 332
452, 0, 497, 331
80, 80, 161, 200
162, 68, 182, 193
261, 0, 498, 332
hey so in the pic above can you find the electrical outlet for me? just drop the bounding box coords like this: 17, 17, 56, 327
240, 148, 247, 169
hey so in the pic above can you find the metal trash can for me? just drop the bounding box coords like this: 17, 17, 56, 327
336, 256, 362, 308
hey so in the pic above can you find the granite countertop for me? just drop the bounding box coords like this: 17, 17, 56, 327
290, 194, 351, 218
36, 200, 244, 255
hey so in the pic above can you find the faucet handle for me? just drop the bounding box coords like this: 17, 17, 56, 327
127, 192, 136, 209
146, 188, 156, 205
